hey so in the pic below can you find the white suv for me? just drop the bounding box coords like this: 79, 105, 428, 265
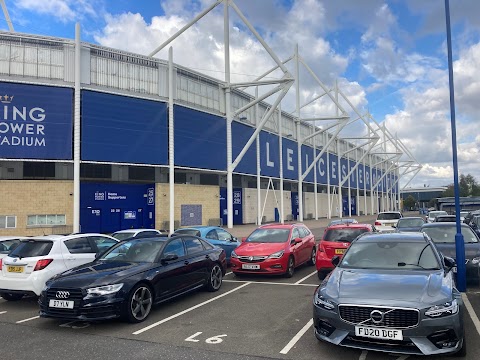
375, 211, 403, 232
426, 210, 448, 223
0, 233, 118, 300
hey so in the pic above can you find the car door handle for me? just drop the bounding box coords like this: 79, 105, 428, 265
66, 257, 76, 260
184, 260, 189, 265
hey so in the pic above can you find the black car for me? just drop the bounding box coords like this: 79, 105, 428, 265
434, 215, 456, 223
421, 223, 480, 285
394, 216, 425, 232
39, 235, 227, 323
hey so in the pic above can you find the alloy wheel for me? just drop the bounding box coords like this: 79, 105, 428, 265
130, 286, 152, 321
210, 265, 223, 290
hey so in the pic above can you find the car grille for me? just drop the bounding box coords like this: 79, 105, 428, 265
339, 305, 419, 328
238, 255, 268, 263
46, 288, 84, 300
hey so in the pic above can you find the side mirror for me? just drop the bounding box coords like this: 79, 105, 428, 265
231, 237, 238, 242
392, 225, 396, 228
291, 237, 302, 245
241, 237, 247, 242
331, 255, 340, 267
443, 256, 456, 272
161, 253, 179, 264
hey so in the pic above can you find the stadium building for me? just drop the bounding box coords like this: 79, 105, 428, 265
0, 7, 415, 236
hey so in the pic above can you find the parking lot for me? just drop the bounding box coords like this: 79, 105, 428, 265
1, 263, 480, 359
1, 215, 480, 360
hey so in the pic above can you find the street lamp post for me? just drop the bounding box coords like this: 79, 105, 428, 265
444, 0, 466, 292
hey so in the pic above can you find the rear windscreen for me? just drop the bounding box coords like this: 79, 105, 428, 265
174, 229, 201, 237
9, 241, 53, 258
377, 213, 401, 220
0, 239, 21, 254
324, 228, 369, 242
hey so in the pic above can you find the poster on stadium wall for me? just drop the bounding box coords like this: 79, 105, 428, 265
0, 82, 73, 160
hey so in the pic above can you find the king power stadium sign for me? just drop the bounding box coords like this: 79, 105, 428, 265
0, 82, 73, 160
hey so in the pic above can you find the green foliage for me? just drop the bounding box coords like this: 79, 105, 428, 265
403, 195, 417, 209
441, 173, 480, 197
428, 198, 438, 208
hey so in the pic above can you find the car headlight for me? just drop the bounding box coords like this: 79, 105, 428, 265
86, 284, 124, 297
472, 257, 480, 265
230, 250, 238, 259
425, 299, 458, 318
314, 291, 335, 311
268, 250, 284, 259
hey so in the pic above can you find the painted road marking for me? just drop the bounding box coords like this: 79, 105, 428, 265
0, 311, 7, 315
295, 270, 317, 284
279, 318, 313, 354
462, 293, 480, 337
16, 316, 40, 323
358, 350, 367, 360
225, 271, 232, 276
133, 282, 251, 335
224, 279, 317, 287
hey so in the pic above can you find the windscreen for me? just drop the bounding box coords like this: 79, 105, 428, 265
174, 229, 201, 237
422, 226, 478, 243
9, 241, 53, 258
397, 218, 424, 228
324, 228, 369, 243
246, 228, 290, 243
377, 213, 401, 220
111, 232, 136, 241
429, 211, 447, 219
101, 238, 165, 262
341, 241, 440, 270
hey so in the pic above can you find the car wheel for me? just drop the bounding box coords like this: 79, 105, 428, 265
317, 270, 328, 280
124, 284, 153, 323
285, 256, 295, 278
453, 337, 466, 357
1, 293, 23, 301
308, 247, 316, 266
206, 264, 223, 292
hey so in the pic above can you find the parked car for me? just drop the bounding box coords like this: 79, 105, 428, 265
463, 209, 480, 225
39, 235, 226, 323
0, 234, 118, 300
394, 217, 425, 232
230, 223, 316, 277
0, 236, 28, 259
111, 229, 166, 241
469, 215, 480, 237
173, 226, 239, 262
374, 211, 402, 232
434, 215, 457, 223
421, 222, 480, 285
316, 223, 375, 279
313, 232, 465, 356
459, 211, 469, 223
426, 210, 448, 223
327, 218, 358, 227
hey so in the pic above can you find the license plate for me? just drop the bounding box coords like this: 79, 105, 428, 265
355, 326, 403, 341
7, 266, 24, 273
242, 264, 260, 270
49, 299, 74, 309
335, 249, 345, 255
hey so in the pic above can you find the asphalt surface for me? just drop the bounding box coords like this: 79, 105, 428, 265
1, 213, 479, 360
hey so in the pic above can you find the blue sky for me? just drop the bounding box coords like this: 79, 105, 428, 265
2, 0, 480, 188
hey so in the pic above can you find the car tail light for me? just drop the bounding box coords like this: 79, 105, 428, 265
0, 258, 2, 270
34, 259, 53, 271
318, 243, 325, 252
374, 221, 381, 226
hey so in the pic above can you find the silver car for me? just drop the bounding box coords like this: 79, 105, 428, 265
313, 232, 465, 356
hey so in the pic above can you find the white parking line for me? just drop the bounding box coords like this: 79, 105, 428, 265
295, 270, 317, 284
279, 318, 313, 354
225, 271, 232, 276
224, 279, 317, 287
0, 311, 7, 315
16, 316, 40, 323
358, 350, 368, 360
462, 293, 480, 336
133, 282, 251, 335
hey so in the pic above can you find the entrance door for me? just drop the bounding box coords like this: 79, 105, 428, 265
80, 208, 101, 233
351, 197, 357, 216
220, 188, 243, 225
291, 192, 299, 220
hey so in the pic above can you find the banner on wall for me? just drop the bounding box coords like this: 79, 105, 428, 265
0, 82, 73, 160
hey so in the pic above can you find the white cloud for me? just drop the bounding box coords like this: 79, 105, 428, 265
15, 0, 99, 22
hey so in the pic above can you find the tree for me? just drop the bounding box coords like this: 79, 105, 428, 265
403, 195, 416, 210
428, 198, 438, 209
441, 173, 480, 197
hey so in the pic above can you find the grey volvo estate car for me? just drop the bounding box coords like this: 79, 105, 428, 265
313, 232, 465, 356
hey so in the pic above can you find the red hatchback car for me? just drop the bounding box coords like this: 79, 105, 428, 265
230, 223, 316, 277
316, 223, 375, 279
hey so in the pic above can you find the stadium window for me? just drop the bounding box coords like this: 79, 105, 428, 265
0, 215, 16, 229
23, 162, 55, 178
129, 166, 155, 181
80, 164, 112, 179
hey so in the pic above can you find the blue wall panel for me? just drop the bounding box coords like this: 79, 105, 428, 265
282, 137, 298, 180
0, 82, 72, 160
348, 159, 358, 189
260, 130, 280, 178
174, 106, 226, 170
82, 91, 167, 164
232, 121, 256, 175
301, 144, 315, 183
